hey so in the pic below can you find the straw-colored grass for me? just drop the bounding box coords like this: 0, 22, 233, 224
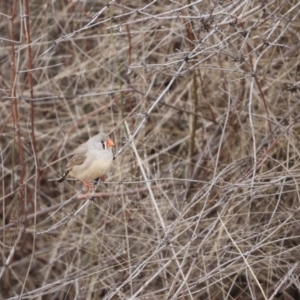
1, 0, 300, 299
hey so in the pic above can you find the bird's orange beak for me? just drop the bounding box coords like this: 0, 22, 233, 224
107, 138, 115, 147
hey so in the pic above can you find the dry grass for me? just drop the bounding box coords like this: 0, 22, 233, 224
1, 0, 300, 299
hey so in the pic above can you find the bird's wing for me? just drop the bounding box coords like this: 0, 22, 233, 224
66, 150, 87, 171
57, 142, 88, 183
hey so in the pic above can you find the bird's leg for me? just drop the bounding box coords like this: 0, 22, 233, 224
81, 180, 94, 191
84, 176, 105, 200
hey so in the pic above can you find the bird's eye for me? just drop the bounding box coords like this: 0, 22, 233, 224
101, 141, 105, 149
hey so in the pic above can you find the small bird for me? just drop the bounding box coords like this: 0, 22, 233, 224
57, 132, 115, 190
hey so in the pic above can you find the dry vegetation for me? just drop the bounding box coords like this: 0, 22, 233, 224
1, 0, 300, 299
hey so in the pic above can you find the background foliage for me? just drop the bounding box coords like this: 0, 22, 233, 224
1, 0, 300, 299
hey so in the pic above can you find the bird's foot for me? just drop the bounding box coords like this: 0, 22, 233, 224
82, 180, 95, 191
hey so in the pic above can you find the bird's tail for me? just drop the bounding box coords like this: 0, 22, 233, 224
57, 170, 69, 183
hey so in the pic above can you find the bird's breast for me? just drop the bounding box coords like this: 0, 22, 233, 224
70, 151, 113, 181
